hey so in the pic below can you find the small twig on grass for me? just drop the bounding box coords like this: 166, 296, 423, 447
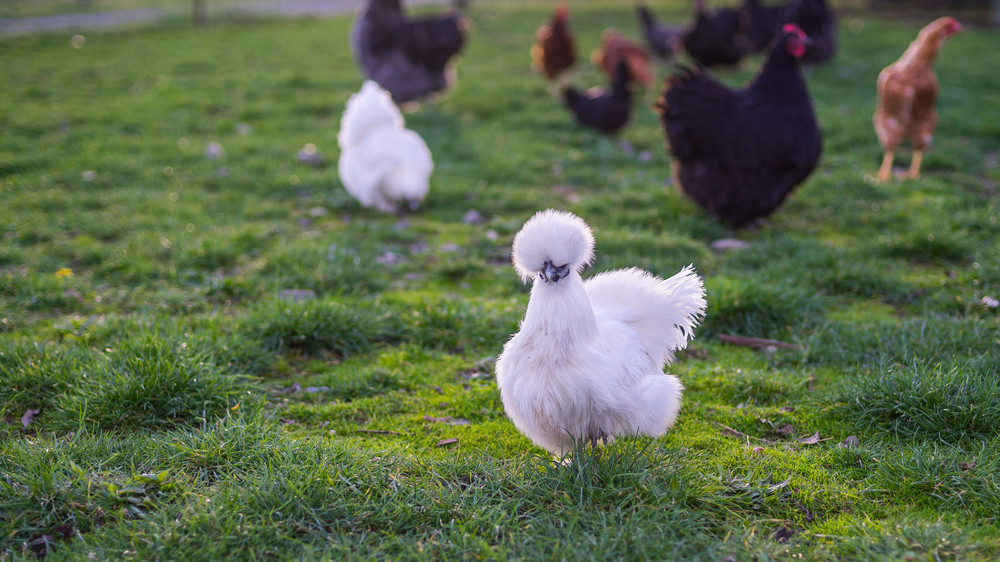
357, 429, 410, 436
718, 424, 778, 444
718, 334, 800, 350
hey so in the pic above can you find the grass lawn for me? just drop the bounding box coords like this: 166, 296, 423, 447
2, 1, 999, 559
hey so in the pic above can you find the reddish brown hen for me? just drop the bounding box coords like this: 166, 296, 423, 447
592, 29, 652, 87
873, 17, 962, 183
531, 3, 576, 81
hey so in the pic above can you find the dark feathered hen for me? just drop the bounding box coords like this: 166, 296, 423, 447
657, 25, 821, 227
779, 0, 836, 63
682, 0, 751, 68
531, 3, 576, 81
563, 60, 632, 135
636, 4, 684, 61
351, 0, 468, 104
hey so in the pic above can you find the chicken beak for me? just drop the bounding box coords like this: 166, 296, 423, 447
540, 260, 570, 284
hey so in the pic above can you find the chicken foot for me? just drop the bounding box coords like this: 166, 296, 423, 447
905, 150, 923, 180
877, 150, 894, 183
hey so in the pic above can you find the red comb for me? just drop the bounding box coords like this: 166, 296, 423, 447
783, 23, 803, 34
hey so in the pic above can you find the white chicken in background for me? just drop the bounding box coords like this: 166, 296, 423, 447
495, 210, 707, 458
337, 81, 433, 212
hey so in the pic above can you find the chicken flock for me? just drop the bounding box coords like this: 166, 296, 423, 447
335, 0, 964, 457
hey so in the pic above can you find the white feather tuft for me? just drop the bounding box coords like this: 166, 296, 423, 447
338, 81, 404, 149
511, 209, 595, 283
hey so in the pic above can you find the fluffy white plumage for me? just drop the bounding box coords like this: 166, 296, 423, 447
495, 209, 707, 457
337, 81, 433, 212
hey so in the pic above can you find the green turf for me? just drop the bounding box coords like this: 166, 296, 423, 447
2, 1, 999, 559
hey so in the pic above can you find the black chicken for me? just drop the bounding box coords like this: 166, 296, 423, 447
350, 0, 468, 104
636, 4, 684, 61
657, 24, 821, 227
562, 60, 633, 136
780, 0, 835, 63
682, 0, 751, 68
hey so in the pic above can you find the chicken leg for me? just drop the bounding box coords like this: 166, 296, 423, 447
877, 151, 894, 183
905, 150, 923, 180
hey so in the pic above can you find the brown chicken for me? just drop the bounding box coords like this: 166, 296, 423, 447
531, 3, 576, 81
592, 29, 652, 87
873, 17, 962, 183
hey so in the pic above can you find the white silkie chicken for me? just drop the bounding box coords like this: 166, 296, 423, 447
495, 210, 706, 457
337, 81, 433, 212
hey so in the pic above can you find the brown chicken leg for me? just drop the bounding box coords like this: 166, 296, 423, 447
877, 151, 894, 183
905, 150, 924, 180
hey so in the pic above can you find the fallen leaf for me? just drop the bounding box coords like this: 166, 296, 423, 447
462, 210, 483, 224
303, 386, 330, 394
681, 348, 709, 360
436, 438, 459, 447
776, 424, 794, 437
797, 432, 822, 445
28, 535, 53, 547
358, 429, 408, 435
278, 382, 301, 395
838, 435, 859, 449
21, 408, 40, 429
424, 415, 470, 426
296, 144, 324, 166
751, 446, 765, 454
959, 462, 976, 471
769, 526, 795, 543
719, 334, 799, 350
204, 141, 225, 159
780, 406, 796, 413
711, 238, 750, 252
53, 524, 75, 539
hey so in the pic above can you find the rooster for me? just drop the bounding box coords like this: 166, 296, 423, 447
531, 2, 576, 82
495, 210, 706, 457
636, 4, 684, 61
337, 81, 433, 213
562, 60, 633, 135
592, 29, 653, 88
873, 17, 962, 183
657, 24, 821, 227
350, 0, 468, 104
